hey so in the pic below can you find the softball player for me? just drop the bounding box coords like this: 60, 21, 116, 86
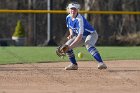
65, 2, 107, 70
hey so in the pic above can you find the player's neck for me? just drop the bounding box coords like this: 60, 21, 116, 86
71, 13, 78, 20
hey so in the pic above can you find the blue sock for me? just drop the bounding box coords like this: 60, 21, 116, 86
69, 57, 77, 65
93, 52, 103, 63
66, 50, 77, 65
88, 46, 103, 63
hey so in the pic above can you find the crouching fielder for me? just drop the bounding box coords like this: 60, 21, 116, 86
64, 2, 107, 70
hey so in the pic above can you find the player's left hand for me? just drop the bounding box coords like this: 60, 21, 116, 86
56, 44, 70, 57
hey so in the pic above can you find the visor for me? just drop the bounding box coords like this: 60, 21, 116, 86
68, 3, 80, 9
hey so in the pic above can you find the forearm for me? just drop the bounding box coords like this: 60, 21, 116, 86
69, 34, 82, 49
67, 29, 73, 39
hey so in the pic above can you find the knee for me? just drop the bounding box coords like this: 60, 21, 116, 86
85, 40, 94, 49
85, 44, 90, 49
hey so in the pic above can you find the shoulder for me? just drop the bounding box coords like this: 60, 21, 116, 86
66, 14, 71, 20
76, 14, 84, 22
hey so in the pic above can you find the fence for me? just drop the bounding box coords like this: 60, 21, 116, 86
0, 10, 140, 14
0, 10, 140, 46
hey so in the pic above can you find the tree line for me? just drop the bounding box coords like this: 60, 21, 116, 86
0, 0, 140, 46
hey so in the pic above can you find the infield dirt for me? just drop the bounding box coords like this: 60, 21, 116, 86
0, 60, 140, 93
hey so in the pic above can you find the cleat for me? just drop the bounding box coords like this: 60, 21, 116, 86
98, 63, 107, 70
65, 64, 78, 70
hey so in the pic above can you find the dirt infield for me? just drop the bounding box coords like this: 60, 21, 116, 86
0, 60, 140, 93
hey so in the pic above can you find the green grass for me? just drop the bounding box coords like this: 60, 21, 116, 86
0, 46, 140, 64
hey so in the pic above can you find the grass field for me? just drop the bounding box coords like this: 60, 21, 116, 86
0, 46, 140, 64
0, 46, 140, 93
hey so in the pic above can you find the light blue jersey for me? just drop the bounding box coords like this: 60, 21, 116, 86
66, 14, 95, 36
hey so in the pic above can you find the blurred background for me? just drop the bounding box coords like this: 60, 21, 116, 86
0, 0, 140, 46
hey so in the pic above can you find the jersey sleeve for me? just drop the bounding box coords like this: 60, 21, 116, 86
77, 16, 84, 35
66, 15, 70, 28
